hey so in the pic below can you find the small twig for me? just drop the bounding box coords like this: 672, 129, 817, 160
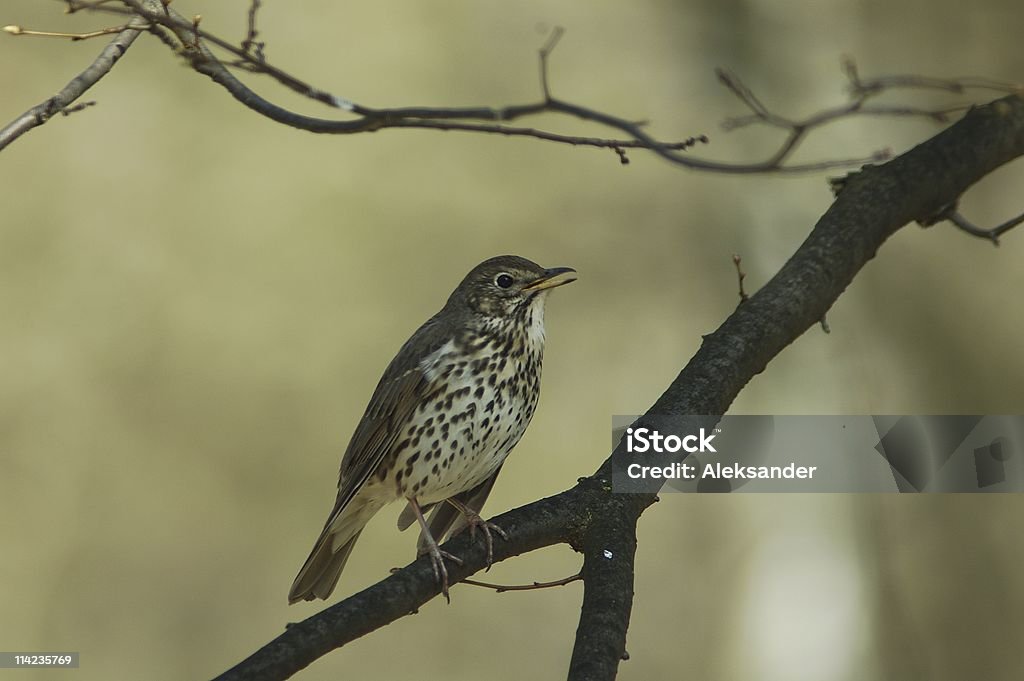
240, 0, 263, 59
717, 69, 783, 126
464, 571, 582, 593
3, 24, 135, 41
117, 0, 359, 111
716, 59, 1021, 172
946, 210, 1024, 246
732, 254, 748, 303
845, 57, 1023, 97
60, 101, 96, 115
539, 26, 565, 101
189, 14, 202, 49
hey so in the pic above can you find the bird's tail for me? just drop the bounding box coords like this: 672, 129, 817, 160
288, 500, 376, 604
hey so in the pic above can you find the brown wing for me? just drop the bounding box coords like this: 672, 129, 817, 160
317, 313, 454, 535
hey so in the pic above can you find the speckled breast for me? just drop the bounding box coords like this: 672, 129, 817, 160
386, 317, 545, 504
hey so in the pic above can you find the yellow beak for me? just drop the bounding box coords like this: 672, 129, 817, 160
522, 267, 578, 292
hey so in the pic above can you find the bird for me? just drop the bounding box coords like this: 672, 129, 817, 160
288, 255, 576, 603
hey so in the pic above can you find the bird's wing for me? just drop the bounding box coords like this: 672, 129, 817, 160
318, 313, 454, 535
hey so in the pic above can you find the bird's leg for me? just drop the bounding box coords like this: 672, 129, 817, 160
409, 497, 462, 602
445, 497, 508, 570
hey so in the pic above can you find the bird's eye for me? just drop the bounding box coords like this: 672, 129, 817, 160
495, 273, 514, 289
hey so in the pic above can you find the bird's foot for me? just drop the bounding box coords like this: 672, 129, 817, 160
417, 544, 463, 602
408, 496, 467, 602
461, 513, 508, 570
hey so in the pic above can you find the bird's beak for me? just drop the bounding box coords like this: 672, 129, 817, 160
523, 267, 578, 292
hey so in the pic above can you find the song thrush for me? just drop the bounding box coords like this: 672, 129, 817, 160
288, 255, 576, 603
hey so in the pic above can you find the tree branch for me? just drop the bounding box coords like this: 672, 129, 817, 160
463, 571, 582, 592
213, 487, 592, 681
208, 93, 1024, 680
6, 0, 1008, 171
0, 18, 145, 151
944, 208, 1024, 245
567, 493, 643, 680
649, 95, 1024, 419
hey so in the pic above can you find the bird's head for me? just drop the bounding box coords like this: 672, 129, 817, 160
448, 255, 577, 321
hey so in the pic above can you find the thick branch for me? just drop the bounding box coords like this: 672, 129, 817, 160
567, 493, 643, 680
213, 487, 591, 681
210, 94, 1024, 681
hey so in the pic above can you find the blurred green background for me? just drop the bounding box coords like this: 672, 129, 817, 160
2, 1, 1023, 679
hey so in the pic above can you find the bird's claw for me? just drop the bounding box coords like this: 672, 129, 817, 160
421, 547, 463, 602
463, 514, 508, 570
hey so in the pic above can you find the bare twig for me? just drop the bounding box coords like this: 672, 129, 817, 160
844, 57, 1023, 97
539, 26, 565, 101
946, 210, 1024, 246
3, 23, 136, 40
732, 254, 749, 303
22, 3, 890, 170
60, 100, 97, 115
464, 571, 583, 593
240, 0, 263, 59
916, 197, 1024, 246
717, 62, 1021, 169
724, 59, 1020, 133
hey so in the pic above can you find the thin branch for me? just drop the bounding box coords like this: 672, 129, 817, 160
240, 0, 263, 59
844, 57, 1024, 97
722, 62, 1020, 134
14, 2, 1013, 172
59, 101, 97, 115
0, 19, 145, 151
946, 209, 1024, 246
464, 571, 582, 593
388, 119, 706, 152
733, 254, 749, 303
3, 23, 136, 40
26, 1, 949, 172
116, 0, 358, 111
539, 26, 565, 101
715, 63, 1021, 171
